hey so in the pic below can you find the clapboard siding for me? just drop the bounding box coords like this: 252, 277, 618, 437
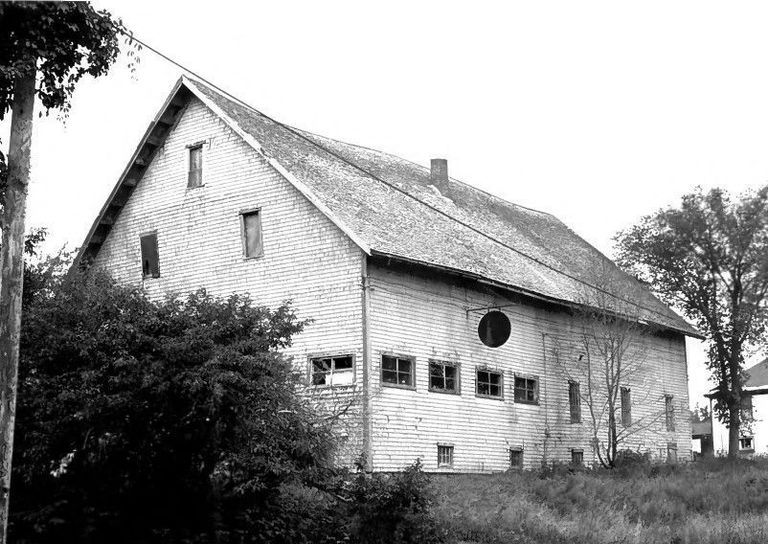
92, 97, 365, 459
367, 263, 691, 472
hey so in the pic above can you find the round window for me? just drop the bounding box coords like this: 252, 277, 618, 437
478, 310, 511, 348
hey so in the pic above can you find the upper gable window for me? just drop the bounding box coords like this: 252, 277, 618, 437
241, 210, 263, 258
140, 233, 160, 279
188, 144, 203, 188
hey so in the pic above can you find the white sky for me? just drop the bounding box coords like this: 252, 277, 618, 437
3, 0, 768, 409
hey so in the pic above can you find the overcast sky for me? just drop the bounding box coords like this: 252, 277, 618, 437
4, 0, 768, 408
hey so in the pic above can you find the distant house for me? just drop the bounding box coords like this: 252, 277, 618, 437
76, 76, 699, 471
710, 358, 768, 456
691, 419, 713, 457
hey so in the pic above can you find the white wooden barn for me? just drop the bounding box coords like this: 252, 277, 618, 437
76, 76, 699, 471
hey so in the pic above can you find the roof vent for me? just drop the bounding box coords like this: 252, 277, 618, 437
430, 158, 448, 188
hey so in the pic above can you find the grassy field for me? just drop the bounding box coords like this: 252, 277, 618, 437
432, 458, 768, 544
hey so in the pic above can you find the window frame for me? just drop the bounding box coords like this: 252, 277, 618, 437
513, 374, 539, 405
428, 360, 460, 395
308, 353, 356, 388
381, 353, 416, 390
437, 444, 454, 468
569, 380, 582, 423
239, 208, 264, 259
620, 386, 632, 427
475, 367, 504, 400
664, 394, 675, 432
571, 448, 584, 467
139, 231, 160, 279
739, 436, 754, 451
187, 142, 205, 189
509, 446, 524, 469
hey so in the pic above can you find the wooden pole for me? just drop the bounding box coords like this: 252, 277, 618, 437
0, 68, 36, 544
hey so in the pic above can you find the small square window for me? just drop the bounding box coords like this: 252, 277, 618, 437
437, 445, 454, 467
382, 355, 414, 388
571, 449, 584, 466
188, 144, 203, 188
665, 395, 675, 432
140, 233, 160, 279
514, 376, 538, 404
569, 381, 581, 423
429, 361, 459, 393
739, 437, 754, 451
476, 368, 503, 398
241, 210, 263, 258
509, 447, 523, 469
310, 355, 354, 387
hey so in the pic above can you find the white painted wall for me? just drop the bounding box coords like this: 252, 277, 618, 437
711, 391, 768, 456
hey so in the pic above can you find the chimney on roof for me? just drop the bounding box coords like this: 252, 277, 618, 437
430, 158, 448, 189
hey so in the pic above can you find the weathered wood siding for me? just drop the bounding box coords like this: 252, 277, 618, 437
367, 263, 692, 472
92, 97, 365, 459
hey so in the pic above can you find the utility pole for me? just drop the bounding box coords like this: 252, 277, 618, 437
0, 68, 36, 544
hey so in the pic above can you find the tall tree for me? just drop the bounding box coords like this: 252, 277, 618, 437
0, 3, 128, 540
615, 185, 768, 457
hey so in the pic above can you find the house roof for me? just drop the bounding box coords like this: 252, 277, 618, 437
746, 359, 768, 389
77, 77, 699, 338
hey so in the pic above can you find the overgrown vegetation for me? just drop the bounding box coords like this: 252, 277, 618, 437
434, 457, 768, 544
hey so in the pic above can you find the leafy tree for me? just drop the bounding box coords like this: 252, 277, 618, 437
8, 265, 342, 543
615, 185, 768, 457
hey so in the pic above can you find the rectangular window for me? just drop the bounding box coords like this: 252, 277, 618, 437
241, 210, 263, 258
382, 355, 414, 388
509, 447, 523, 469
569, 381, 581, 423
740, 437, 754, 451
437, 445, 454, 467
429, 361, 459, 393
665, 395, 675, 431
310, 355, 354, 387
667, 442, 678, 463
571, 449, 584, 466
476, 368, 503, 398
514, 375, 538, 404
188, 144, 203, 188
140, 233, 160, 278
620, 387, 631, 427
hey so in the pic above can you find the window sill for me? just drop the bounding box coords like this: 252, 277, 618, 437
429, 388, 460, 395
310, 383, 357, 390
514, 399, 539, 406
382, 382, 416, 391
475, 393, 504, 401
242, 254, 264, 261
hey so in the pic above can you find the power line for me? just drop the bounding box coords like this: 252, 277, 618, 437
114, 26, 689, 329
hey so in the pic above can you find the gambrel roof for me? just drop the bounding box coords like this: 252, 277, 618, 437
77, 76, 700, 338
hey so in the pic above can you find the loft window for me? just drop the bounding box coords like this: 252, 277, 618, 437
382, 355, 414, 388
569, 381, 581, 423
429, 361, 459, 393
620, 387, 632, 427
514, 375, 539, 404
665, 395, 675, 431
571, 449, 584, 466
188, 144, 203, 188
476, 368, 503, 398
311, 355, 354, 387
140, 233, 160, 278
240, 210, 263, 258
509, 447, 523, 469
437, 445, 454, 467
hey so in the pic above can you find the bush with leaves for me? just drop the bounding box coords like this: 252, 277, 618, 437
8, 265, 340, 543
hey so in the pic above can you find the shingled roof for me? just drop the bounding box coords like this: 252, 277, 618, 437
746, 359, 768, 390
78, 77, 699, 338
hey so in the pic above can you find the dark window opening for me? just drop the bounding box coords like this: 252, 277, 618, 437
620, 387, 631, 427
241, 210, 263, 258
667, 442, 678, 463
382, 355, 414, 387
437, 445, 454, 467
188, 144, 203, 188
514, 376, 538, 404
740, 437, 754, 450
571, 449, 584, 466
429, 361, 459, 393
569, 381, 581, 423
140, 233, 160, 278
509, 447, 523, 469
665, 395, 675, 431
476, 369, 503, 398
311, 355, 354, 387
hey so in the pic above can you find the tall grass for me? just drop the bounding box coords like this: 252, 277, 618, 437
433, 457, 768, 544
